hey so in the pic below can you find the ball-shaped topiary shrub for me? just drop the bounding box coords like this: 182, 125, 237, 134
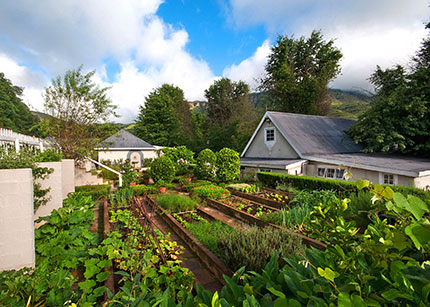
216, 148, 240, 183
150, 156, 175, 183
161, 146, 195, 175
195, 148, 217, 180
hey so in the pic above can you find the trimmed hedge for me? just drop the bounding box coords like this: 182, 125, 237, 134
74, 184, 111, 200
257, 172, 430, 202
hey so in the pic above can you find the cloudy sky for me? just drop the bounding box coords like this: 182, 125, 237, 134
0, 0, 428, 123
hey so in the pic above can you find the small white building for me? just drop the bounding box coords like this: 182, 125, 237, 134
95, 129, 160, 168
241, 111, 430, 190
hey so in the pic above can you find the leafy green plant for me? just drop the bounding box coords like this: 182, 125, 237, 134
215, 148, 240, 183
37, 148, 62, 162
186, 220, 230, 253
75, 184, 110, 200
160, 146, 195, 175
241, 184, 260, 193
128, 184, 159, 195
156, 194, 198, 213
192, 184, 230, 199
195, 148, 217, 180
150, 156, 175, 183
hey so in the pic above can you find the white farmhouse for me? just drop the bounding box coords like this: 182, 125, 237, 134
241, 111, 430, 190
95, 129, 161, 168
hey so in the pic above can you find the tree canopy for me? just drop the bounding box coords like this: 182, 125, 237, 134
260, 30, 342, 115
204, 78, 258, 152
0, 72, 40, 135
134, 84, 196, 148
348, 22, 430, 155
41, 66, 117, 160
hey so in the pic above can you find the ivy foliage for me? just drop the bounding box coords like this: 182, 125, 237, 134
348, 22, 430, 155
215, 148, 240, 183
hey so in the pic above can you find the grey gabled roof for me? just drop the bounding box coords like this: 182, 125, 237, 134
98, 129, 154, 149
266, 111, 363, 156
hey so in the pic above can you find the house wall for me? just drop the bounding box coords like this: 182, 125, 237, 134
62, 159, 75, 199
414, 175, 430, 191
98, 149, 159, 168
244, 121, 299, 159
0, 168, 35, 271
305, 162, 415, 187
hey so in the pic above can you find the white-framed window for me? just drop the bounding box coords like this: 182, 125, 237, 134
317, 167, 345, 180
265, 128, 275, 142
379, 172, 398, 185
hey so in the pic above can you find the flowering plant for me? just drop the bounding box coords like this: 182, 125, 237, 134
192, 184, 230, 199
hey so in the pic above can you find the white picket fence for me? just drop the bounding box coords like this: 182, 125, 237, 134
0, 128, 49, 152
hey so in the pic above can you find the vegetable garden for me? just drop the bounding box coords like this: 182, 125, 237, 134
1, 146, 430, 306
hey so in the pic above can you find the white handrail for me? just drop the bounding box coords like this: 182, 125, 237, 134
86, 157, 123, 187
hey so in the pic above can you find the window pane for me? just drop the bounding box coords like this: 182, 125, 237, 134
266, 129, 274, 141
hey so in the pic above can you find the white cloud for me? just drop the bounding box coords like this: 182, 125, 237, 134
226, 0, 429, 90
0, 0, 217, 123
223, 40, 271, 90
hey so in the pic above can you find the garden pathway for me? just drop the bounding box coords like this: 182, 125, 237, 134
198, 206, 249, 229
142, 202, 224, 293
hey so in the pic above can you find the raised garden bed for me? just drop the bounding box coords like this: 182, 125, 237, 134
145, 195, 233, 285
218, 195, 278, 218
228, 188, 289, 209
206, 197, 326, 251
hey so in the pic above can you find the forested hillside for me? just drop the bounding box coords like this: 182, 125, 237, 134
0, 73, 40, 135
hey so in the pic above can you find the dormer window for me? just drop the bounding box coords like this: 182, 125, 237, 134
265, 128, 275, 142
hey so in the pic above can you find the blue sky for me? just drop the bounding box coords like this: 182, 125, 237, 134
0, 0, 428, 123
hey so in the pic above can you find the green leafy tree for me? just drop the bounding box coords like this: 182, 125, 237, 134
260, 30, 342, 115
0, 72, 40, 135
150, 156, 175, 183
348, 22, 430, 155
134, 84, 196, 148
204, 78, 258, 152
161, 146, 195, 175
216, 147, 240, 183
41, 66, 116, 160
195, 148, 217, 180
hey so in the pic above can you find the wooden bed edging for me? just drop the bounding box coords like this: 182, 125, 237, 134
206, 198, 326, 251
228, 188, 285, 209
145, 195, 233, 285
103, 200, 115, 301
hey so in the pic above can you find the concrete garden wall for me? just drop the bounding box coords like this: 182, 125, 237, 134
34, 161, 63, 220
62, 159, 75, 199
0, 168, 35, 271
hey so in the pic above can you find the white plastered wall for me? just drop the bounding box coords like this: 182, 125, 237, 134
98, 149, 159, 164
34, 161, 63, 220
244, 121, 299, 159
62, 159, 75, 199
0, 168, 35, 271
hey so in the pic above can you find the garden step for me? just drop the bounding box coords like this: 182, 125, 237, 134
198, 206, 249, 229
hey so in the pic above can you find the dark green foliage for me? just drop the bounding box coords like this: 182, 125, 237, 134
205, 78, 258, 152
186, 220, 230, 252
74, 184, 111, 200
161, 146, 195, 175
37, 148, 62, 162
150, 156, 175, 183
195, 148, 217, 180
0, 72, 40, 135
183, 180, 212, 192
134, 84, 197, 148
42, 66, 117, 160
0, 193, 98, 306
257, 172, 430, 202
348, 23, 430, 155
347, 190, 374, 228
156, 194, 198, 213
257, 171, 357, 196
260, 30, 342, 115
216, 148, 240, 183
217, 226, 305, 272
